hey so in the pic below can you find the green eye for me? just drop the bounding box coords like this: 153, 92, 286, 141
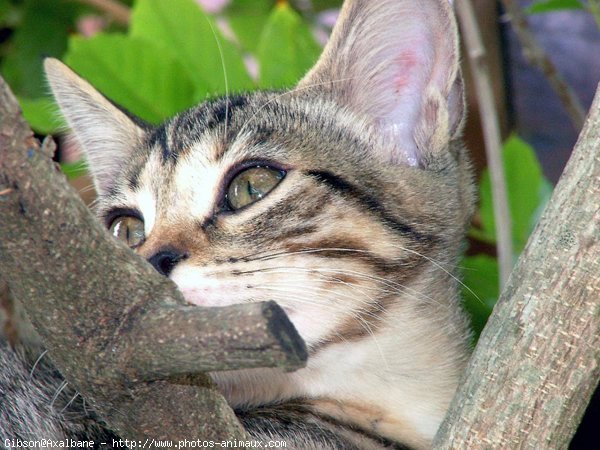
109, 216, 145, 248
227, 166, 285, 210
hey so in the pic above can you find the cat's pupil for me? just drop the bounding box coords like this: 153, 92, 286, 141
227, 166, 285, 210
109, 216, 145, 248
247, 181, 260, 199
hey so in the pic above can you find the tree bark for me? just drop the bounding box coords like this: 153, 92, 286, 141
433, 84, 600, 448
0, 75, 306, 442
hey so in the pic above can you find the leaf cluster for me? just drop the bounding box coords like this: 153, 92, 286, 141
0, 0, 325, 133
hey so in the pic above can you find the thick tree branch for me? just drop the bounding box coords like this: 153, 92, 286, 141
434, 84, 600, 448
0, 75, 306, 441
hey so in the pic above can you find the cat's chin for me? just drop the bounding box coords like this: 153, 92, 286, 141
172, 277, 296, 315
170, 268, 243, 308
178, 288, 231, 307
169, 265, 312, 339
177, 284, 306, 341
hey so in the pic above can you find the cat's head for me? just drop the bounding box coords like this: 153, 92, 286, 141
45, 0, 474, 350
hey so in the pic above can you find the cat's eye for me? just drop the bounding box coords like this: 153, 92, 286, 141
109, 216, 145, 248
226, 166, 285, 210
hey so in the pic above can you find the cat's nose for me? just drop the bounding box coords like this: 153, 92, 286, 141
147, 249, 187, 277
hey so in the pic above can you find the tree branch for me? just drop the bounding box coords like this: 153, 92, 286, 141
456, 0, 513, 288
500, 0, 586, 130
119, 302, 307, 381
0, 75, 307, 441
433, 83, 600, 448
588, 0, 600, 29
0, 281, 18, 346
72, 0, 131, 26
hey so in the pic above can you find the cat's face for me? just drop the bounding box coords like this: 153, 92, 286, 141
45, 0, 474, 353
46, 2, 474, 443
83, 91, 468, 348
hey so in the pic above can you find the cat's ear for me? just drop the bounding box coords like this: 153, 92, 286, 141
298, 0, 464, 166
44, 58, 147, 195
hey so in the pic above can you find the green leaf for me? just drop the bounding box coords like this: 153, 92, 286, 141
257, 2, 322, 89
61, 160, 88, 180
311, 0, 344, 12
527, 0, 583, 14
225, 0, 275, 52
476, 135, 551, 253
18, 97, 65, 135
64, 34, 197, 124
461, 255, 499, 339
0, 0, 12, 24
130, 0, 253, 98
1, 0, 79, 98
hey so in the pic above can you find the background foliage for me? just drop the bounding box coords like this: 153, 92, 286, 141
1, 0, 586, 338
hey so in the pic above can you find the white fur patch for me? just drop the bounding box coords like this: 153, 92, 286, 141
174, 164, 221, 221
170, 265, 247, 307
134, 188, 157, 235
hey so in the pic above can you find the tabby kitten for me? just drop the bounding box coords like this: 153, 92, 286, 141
0, 0, 474, 448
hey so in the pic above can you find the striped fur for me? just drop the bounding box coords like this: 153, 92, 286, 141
1, 1, 474, 448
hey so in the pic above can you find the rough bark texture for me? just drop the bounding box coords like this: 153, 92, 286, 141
0, 280, 18, 346
0, 75, 306, 441
433, 85, 600, 448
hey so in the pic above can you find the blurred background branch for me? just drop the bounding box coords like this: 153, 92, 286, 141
456, 0, 513, 289
500, 0, 586, 130
73, 0, 130, 25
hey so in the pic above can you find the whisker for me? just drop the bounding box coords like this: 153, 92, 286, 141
256, 275, 435, 343
82, 398, 90, 416
59, 392, 80, 414
76, 182, 96, 194
253, 285, 342, 312
314, 267, 448, 308
263, 274, 385, 307
257, 282, 390, 328
255, 285, 387, 345
232, 245, 478, 309
50, 380, 68, 409
201, 243, 463, 312
258, 283, 390, 368
389, 243, 484, 305
258, 282, 383, 319
355, 315, 390, 371
88, 197, 101, 210
29, 349, 48, 380
242, 247, 390, 263
311, 272, 397, 304
238, 265, 444, 308
206, 17, 230, 144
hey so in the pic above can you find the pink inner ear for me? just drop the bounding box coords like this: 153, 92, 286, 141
393, 50, 420, 93
370, 47, 430, 166
298, 1, 459, 165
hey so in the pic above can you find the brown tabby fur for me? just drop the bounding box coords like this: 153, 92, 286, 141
0, 1, 474, 448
